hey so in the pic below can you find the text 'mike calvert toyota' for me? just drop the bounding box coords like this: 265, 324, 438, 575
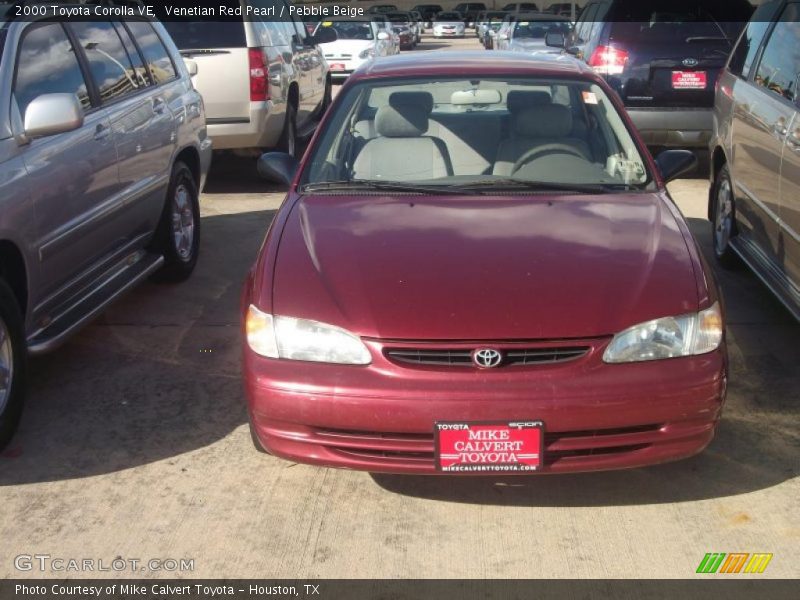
243, 52, 727, 475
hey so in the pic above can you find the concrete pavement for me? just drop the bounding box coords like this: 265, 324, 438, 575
0, 36, 797, 581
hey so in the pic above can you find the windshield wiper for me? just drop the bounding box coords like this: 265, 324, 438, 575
449, 179, 639, 194
301, 180, 465, 195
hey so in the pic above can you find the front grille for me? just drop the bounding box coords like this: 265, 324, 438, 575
385, 347, 590, 368
313, 424, 661, 468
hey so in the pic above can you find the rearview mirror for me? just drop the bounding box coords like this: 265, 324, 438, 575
24, 93, 84, 138
258, 152, 299, 186
655, 150, 697, 184
545, 32, 565, 48
310, 27, 337, 45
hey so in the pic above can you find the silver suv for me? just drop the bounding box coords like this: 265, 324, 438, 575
162, 0, 335, 158
0, 14, 212, 448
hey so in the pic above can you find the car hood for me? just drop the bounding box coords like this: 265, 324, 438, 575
271, 194, 699, 341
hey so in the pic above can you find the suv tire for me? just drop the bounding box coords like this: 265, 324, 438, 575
711, 164, 741, 269
151, 161, 201, 283
0, 279, 27, 452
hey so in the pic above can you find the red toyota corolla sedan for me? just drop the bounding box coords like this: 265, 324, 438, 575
242, 52, 727, 475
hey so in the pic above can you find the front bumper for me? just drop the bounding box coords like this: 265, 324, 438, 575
244, 339, 727, 475
627, 107, 714, 148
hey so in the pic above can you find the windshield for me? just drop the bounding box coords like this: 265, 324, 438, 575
436, 13, 462, 21
388, 13, 411, 23
302, 78, 651, 192
514, 20, 571, 39
324, 21, 374, 40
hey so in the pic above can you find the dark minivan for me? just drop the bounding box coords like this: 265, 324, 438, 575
567, 0, 753, 149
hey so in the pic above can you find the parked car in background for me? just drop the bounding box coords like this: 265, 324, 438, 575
248, 52, 726, 475
477, 11, 507, 41
315, 19, 394, 82
564, 0, 753, 150
0, 14, 211, 449
370, 14, 401, 55
412, 4, 444, 27
480, 12, 509, 49
453, 3, 487, 26
387, 12, 421, 45
409, 10, 426, 33
433, 12, 466, 38
501, 13, 572, 54
710, 0, 800, 320
162, 0, 335, 158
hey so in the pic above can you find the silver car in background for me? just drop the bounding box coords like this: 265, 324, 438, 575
502, 14, 572, 54
433, 12, 466, 38
0, 11, 211, 449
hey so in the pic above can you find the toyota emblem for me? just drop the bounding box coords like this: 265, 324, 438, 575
682, 58, 699, 67
473, 349, 503, 369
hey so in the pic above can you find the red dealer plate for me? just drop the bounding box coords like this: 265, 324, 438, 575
672, 71, 707, 90
435, 421, 544, 473
330, 63, 346, 71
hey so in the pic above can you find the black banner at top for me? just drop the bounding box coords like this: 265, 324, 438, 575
2, 1, 368, 23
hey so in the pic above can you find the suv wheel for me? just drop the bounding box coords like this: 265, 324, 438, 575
0, 280, 27, 452
279, 102, 297, 158
151, 161, 201, 283
712, 164, 740, 269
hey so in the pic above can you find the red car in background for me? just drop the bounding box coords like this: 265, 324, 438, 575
243, 52, 727, 475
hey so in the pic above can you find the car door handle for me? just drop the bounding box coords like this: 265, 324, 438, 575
94, 124, 111, 141
152, 98, 167, 114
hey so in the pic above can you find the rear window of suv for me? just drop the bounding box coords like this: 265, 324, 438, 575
607, 0, 753, 44
162, 21, 247, 49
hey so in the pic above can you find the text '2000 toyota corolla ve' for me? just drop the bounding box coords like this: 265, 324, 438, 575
243, 52, 727, 475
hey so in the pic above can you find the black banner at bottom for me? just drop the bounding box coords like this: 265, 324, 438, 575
0, 580, 797, 600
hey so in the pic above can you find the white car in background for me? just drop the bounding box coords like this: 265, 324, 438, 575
316, 19, 394, 82
433, 12, 466, 38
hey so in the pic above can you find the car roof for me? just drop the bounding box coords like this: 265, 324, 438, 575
352, 51, 594, 81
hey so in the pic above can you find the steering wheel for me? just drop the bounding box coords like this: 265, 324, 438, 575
511, 145, 587, 176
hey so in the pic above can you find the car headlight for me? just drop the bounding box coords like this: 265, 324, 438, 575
246, 305, 372, 365
359, 47, 375, 59
603, 303, 723, 364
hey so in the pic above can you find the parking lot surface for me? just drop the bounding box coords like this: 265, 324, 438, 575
0, 36, 798, 580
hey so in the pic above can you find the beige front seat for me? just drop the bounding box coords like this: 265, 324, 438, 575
493, 103, 592, 177
352, 94, 453, 181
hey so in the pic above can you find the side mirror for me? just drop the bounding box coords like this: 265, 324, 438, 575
655, 150, 697, 184
377, 31, 390, 41
545, 32, 565, 48
497, 32, 509, 41
184, 59, 199, 77
310, 27, 338, 45
258, 152, 299, 186
24, 93, 84, 138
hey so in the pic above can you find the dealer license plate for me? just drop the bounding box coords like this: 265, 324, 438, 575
672, 71, 707, 90
435, 421, 544, 473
